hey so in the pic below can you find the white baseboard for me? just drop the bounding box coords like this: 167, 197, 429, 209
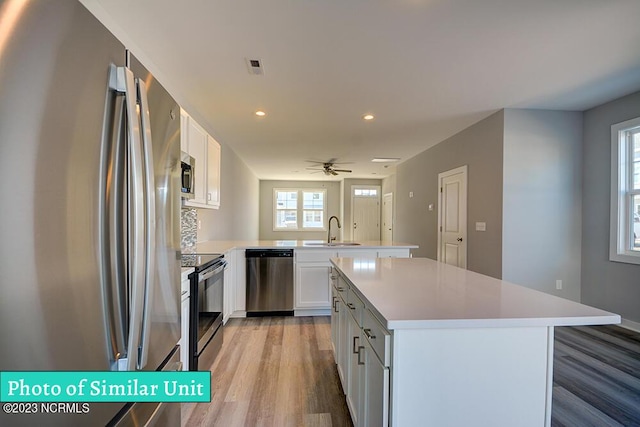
620, 318, 640, 333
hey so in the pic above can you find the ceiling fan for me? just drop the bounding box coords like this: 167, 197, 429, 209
305, 159, 353, 176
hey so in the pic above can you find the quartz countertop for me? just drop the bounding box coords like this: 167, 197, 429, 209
330, 257, 620, 330
184, 240, 418, 255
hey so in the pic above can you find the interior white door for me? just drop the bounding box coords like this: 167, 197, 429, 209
382, 193, 393, 243
438, 166, 467, 268
353, 196, 380, 241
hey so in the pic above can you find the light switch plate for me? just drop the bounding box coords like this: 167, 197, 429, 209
475, 222, 486, 231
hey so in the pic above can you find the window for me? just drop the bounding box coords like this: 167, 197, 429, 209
274, 189, 326, 230
610, 116, 640, 264
354, 188, 378, 197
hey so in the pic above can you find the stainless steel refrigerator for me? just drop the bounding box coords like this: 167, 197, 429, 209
0, 1, 182, 425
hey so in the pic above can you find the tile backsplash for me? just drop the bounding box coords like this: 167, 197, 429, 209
181, 208, 197, 253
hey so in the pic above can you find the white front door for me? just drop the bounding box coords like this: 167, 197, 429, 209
352, 187, 381, 241
438, 166, 467, 268
382, 193, 393, 243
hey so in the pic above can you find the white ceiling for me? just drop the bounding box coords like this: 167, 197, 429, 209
82, 0, 640, 181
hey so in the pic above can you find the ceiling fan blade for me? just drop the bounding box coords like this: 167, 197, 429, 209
333, 168, 352, 173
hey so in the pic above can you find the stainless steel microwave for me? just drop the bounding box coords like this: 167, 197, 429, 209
181, 151, 195, 199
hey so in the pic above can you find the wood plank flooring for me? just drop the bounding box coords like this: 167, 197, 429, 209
183, 318, 640, 427
552, 325, 640, 427
182, 316, 352, 427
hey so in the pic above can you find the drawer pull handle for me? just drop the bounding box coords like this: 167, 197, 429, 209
363, 328, 376, 339
347, 303, 356, 310
352, 336, 359, 354
357, 346, 365, 365
333, 297, 339, 313
336, 287, 344, 292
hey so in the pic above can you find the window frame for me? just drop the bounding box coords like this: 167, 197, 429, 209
610, 116, 640, 264
273, 188, 327, 231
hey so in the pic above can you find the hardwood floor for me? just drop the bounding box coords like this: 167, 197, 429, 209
183, 318, 640, 427
182, 316, 352, 427
552, 325, 640, 427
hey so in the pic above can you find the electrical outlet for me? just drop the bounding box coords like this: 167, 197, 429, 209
197, 220, 202, 230
409, 191, 414, 198
556, 279, 562, 290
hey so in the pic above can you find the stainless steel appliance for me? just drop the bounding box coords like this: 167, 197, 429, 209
182, 254, 226, 371
0, 2, 181, 426
246, 249, 294, 316
181, 151, 196, 199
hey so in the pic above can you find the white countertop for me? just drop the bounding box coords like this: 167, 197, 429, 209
185, 240, 418, 255
331, 257, 620, 330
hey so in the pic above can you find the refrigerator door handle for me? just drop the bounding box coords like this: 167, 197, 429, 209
115, 66, 146, 371
102, 64, 129, 370
136, 78, 156, 370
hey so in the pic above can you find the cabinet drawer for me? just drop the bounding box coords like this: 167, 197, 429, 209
345, 288, 364, 326
296, 250, 338, 263
363, 309, 391, 367
336, 250, 377, 258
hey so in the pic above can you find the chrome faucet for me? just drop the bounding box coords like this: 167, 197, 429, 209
328, 216, 341, 243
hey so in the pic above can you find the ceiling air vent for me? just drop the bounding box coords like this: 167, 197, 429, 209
245, 58, 264, 75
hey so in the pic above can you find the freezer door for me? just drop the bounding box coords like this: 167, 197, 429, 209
0, 1, 127, 426
109, 346, 182, 427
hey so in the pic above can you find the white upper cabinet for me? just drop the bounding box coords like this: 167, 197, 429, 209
206, 135, 221, 209
181, 109, 221, 210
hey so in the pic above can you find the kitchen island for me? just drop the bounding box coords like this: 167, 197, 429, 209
330, 257, 620, 427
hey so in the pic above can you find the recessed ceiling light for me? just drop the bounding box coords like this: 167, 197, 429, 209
255, 110, 266, 117
371, 157, 400, 163
362, 114, 375, 121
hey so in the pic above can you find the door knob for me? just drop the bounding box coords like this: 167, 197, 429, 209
457, 237, 463, 242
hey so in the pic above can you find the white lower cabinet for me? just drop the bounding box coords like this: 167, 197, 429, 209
223, 250, 235, 323
332, 272, 391, 427
180, 275, 191, 371
363, 338, 390, 427
347, 313, 363, 426
296, 263, 332, 308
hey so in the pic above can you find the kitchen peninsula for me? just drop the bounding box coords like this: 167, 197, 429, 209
185, 240, 418, 320
330, 257, 620, 427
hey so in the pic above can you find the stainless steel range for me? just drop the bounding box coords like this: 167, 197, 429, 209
182, 254, 226, 371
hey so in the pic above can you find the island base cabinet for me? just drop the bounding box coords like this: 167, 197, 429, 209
391, 326, 552, 427
346, 317, 363, 426
363, 340, 389, 427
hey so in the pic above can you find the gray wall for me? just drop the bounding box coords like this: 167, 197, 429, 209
259, 180, 341, 240
581, 90, 640, 323
502, 109, 583, 301
342, 178, 383, 241
395, 111, 504, 278
197, 143, 260, 241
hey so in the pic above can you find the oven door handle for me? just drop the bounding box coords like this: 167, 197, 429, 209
200, 262, 227, 281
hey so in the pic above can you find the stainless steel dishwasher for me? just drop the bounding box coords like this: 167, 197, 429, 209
246, 249, 294, 316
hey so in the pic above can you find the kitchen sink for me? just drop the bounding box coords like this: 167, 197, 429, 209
304, 242, 361, 247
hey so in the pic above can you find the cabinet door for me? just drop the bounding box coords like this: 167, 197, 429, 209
347, 313, 364, 426
223, 250, 235, 322
180, 293, 190, 371
363, 340, 390, 427
180, 109, 189, 153
295, 263, 332, 309
188, 119, 208, 205
330, 285, 340, 359
206, 135, 221, 208
337, 291, 350, 390
235, 249, 246, 312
